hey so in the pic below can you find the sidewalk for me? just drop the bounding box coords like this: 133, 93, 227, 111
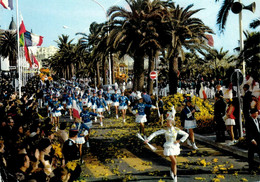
195, 133, 260, 163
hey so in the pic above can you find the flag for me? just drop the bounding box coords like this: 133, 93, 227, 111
0, 0, 13, 10
32, 55, 39, 69
19, 16, 26, 47
24, 31, 43, 46
205, 34, 214, 47
24, 45, 32, 68
31, 33, 43, 46
72, 99, 81, 119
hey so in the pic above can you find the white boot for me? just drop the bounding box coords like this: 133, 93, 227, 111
94, 117, 97, 122
100, 122, 103, 127
70, 116, 72, 120
123, 119, 125, 123
187, 139, 192, 146
116, 115, 118, 119
170, 169, 174, 179
192, 142, 198, 150
174, 175, 177, 182
86, 141, 90, 148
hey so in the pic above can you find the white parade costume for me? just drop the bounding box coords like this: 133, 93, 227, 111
146, 126, 188, 156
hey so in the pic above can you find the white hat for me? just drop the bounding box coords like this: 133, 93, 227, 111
166, 106, 176, 121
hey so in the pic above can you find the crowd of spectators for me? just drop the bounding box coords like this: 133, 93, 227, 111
0, 76, 77, 182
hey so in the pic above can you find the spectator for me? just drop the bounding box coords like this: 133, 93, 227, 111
246, 108, 260, 172
62, 129, 81, 182
243, 84, 252, 124
56, 122, 68, 147
214, 93, 226, 142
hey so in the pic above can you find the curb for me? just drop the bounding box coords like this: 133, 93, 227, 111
194, 133, 260, 163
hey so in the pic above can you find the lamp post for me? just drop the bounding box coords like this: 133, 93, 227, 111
90, 0, 112, 85
231, 1, 256, 77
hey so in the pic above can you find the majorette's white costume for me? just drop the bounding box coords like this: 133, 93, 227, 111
146, 127, 188, 156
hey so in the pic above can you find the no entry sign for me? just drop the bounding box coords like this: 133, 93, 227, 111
150, 71, 157, 80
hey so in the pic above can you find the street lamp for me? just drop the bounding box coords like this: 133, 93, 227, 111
231, 1, 256, 77
89, 0, 112, 85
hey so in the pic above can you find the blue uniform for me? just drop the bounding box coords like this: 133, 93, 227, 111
132, 103, 154, 123
67, 97, 73, 106
132, 103, 153, 115
97, 97, 107, 109
112, 93, 120, 102
80, 110, 98, 124
52, 101, 62, 117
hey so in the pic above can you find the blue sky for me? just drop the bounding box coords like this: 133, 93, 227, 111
0, 0, 259, 54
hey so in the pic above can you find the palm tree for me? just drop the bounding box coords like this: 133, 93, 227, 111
215, 0, 234, 32
249, 17, 260, 29
0, 30, 17, 66
50, 35, 75, 80
108, 0, 163, 91
162, 4, 213, 94
198, 47, 235, 78
238, 31, 260, 81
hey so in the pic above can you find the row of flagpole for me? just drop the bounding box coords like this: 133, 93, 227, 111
15, 0, 22, 98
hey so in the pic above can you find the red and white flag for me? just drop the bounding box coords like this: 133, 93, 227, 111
72, 100, 81, 119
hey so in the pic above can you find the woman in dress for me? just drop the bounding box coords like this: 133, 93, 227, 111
112, 89, 120, 119
224, 98, 237, 145
104, 87, 112, 114
180, 97, 198, 150
96, 91, 107, 126
72, 120, 89, 163
91, 91, 98, 122
132, 94, 157, 137
51, 96, 63, 131
66, 93, 73, 120
119, 91, 130, 123
145, 107, 188, 182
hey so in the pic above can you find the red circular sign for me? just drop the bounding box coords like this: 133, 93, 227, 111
150, 71, 157, 79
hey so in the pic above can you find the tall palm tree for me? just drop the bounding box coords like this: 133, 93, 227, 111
163, 4, 213, 94
108, 0, 173, 92
0, 30, 17, 66
50, 35, 75, 80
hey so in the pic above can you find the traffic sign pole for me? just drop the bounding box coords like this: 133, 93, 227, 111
235, 69, 243, 138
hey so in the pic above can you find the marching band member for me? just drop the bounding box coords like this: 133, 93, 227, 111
119, 90, 130, 123
132, 93, 157, 137
144, 106, 188, 182
51, 96, 63, 131
91, 90, 98, 122
112, 89, 120, 119
104, 87, 112, 114
96, 91, 108, 126
80, 104, 103, 147
66, 93, 73, 120
180, 96, 199, 150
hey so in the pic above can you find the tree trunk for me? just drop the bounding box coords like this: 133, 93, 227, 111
103, 57, 107, 85
96, 61, 101, 87
133, 55, 145, 91
147, 54, 155, 95
169, 56, 178, 95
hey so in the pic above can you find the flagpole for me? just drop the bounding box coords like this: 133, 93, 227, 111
16, 0, 21, 98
